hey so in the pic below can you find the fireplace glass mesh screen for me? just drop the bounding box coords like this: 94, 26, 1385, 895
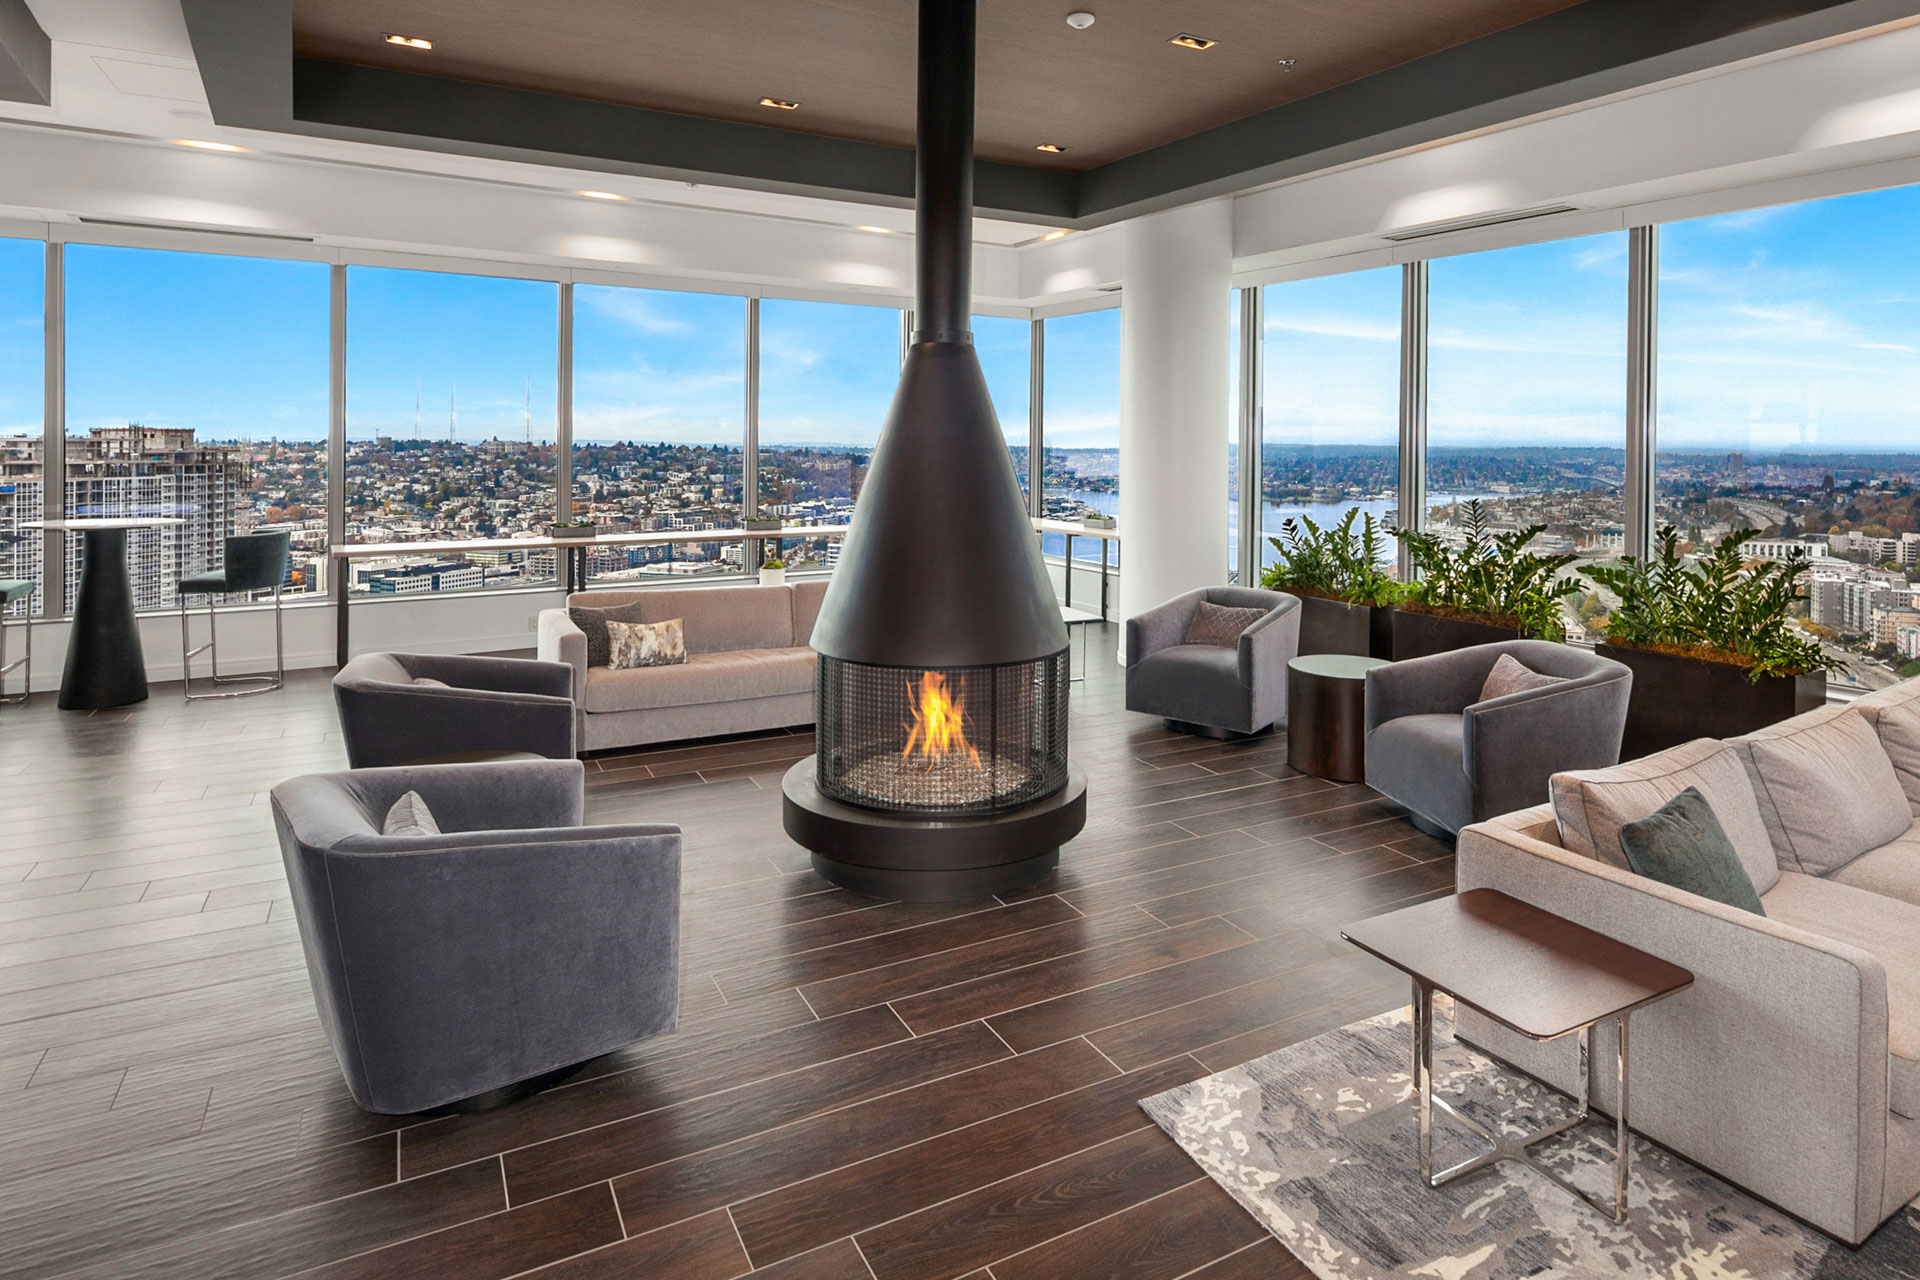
816, 653, 1070, 817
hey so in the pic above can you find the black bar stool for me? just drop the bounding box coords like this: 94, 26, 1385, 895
178, 530, 291, 701
0, 579, 31, 704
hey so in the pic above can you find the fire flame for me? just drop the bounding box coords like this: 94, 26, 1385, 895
902, 671, 981, 770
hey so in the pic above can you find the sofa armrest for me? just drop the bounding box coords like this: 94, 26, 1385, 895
1126, 589, 1205, 667
537, 608, 588, 697
1456, 813, 1891, 1240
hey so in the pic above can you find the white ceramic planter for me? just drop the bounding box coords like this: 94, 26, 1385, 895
759, 568, 787, 588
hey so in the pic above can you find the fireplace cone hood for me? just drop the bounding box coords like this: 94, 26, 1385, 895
807, 0, 1067, 671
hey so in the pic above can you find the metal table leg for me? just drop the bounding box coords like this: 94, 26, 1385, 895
1063, 533, 1074, 608
334, 564, 349, 667
1100, 537, 1109, 619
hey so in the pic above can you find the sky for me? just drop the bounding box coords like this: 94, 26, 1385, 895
5, 179, 1919, 454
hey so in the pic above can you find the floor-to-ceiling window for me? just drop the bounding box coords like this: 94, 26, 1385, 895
756, 297, 899, 571
0, 238, 42, 618
972, 313, 1031, 497
572, 284, 746, 581
63, 245, 329, 612
1227, 293, 1243, 578
1428, 233, 1629, 637
344, 266, 559, 595
1658, 186, 1920, 690
1039, 306, 1120, 566
1259, 268, 1401, 573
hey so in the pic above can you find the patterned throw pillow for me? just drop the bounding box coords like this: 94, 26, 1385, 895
1478, 653, 1567, 703
569, 599, 650, 667
607, 618, 688, 670
382, 790, 441, 838
1184, 601, 1268, 647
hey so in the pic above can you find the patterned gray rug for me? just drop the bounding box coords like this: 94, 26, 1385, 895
1141, 1004, 1920, 1279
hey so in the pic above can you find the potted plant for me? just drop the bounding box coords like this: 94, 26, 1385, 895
548, 520, 596, 540
1392, 500, 1579, 660
1259, 509, 1401, 658
745, 514, 784, 533
1581, 527, 1837, 758
1081, 511, 1116, 531
759, 556, 787, 588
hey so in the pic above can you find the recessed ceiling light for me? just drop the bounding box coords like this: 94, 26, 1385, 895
577, 190, 624, 201
172, 139, 247, 152
1035, 143, 1068, 154
1169, 33, 1216, 50
1066, 11, 1095, 29
856, 225, 893, 234
1277, 58, 1297, 70
383, 33, 433, 50
759, 97, 801, 111
1042, 230, 1070, 241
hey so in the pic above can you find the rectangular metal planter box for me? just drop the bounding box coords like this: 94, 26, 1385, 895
1296, 594, 1394, 659
1390, 608, 1523, 661
1597, 642, 1828, 760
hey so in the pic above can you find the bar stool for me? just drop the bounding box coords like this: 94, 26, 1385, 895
178, 530, 291, 701
0, 580, 32, 704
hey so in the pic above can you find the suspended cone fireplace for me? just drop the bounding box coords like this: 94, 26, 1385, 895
781, 0, 1087, 902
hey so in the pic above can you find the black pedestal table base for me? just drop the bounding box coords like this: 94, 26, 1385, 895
60, 528, 149, 710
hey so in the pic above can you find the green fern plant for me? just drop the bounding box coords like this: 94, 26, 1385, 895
1395, 500, 1579, 641
1580, 526, 1838, 680
1259, 509, 1403, 608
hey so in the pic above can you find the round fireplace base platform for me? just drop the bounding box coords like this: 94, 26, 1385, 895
781, 758, 1087, 903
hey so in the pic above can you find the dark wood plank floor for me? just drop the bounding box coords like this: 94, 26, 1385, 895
0, 624, 1447, 1280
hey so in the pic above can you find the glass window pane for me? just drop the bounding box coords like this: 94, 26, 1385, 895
972, 314, 1031, 496
1259, 268, 1400, 573
1227, 293, 1241, 577
757, 297, 899, 570
1658, 187, 1920, 690
1040, 307, 1120, 567
572, 285, 745, 582
0, 238, 42, 617
64, 245, 329, 612
345, 266, 559, 595
1428, 232, 1629, 638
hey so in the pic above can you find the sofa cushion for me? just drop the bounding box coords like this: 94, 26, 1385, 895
568, 585, 794, 655
1365, 713, 1472, 835
1549, 738, 1778, 893
582, 648, 815, 714
1732, 706, 1907, 876
792, 580, 829, 648
1761, 870, 1920, 1119
1619, 787, 1765, 915
1829, 824, 1920, 907
1866, 697, 1920, 818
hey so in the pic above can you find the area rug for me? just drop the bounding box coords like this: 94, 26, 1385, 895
1140, 1003, 1920, 1279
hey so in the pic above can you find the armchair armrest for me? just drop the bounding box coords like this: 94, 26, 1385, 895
1236, 594, 1300, 688
334, 759, 588, 833
1461, 675, 1629, 817
1126, 589, 1205, 667
1363, 644, 1500, 733
336, 681, 576, 768
1457, 812, 1889, 1240
406, 652, 574, 700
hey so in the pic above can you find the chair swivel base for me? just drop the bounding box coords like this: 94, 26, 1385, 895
1163, 718, 1272, 741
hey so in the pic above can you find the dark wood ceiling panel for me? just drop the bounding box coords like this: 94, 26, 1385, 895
290, 0, 1588, 170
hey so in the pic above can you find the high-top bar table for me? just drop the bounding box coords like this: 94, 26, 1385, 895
26, 517, 184, 709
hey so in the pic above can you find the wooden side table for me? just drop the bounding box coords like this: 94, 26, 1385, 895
1287, 654, 1389, 782
1341, 889, 1693, 1221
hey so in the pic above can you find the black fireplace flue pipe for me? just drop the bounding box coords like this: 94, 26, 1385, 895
913, 0, 974, 346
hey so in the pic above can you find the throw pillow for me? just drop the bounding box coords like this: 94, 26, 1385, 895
1618, 786, 1766, 915
1184, 601, 1267, 647
607, 617, 687, 669
1478, 653, 1566, 703
382, 790, 441, 838
1733, 707, 1907, 876
1869, 697, 1920, 817
410, 676, 450, 688
569, 599, 650, 667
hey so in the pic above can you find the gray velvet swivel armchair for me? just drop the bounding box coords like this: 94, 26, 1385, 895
1125, 586, 1302, 737
333, 652, 576, 767
1364, 639, 1631, 836
270, 759, 682, 1114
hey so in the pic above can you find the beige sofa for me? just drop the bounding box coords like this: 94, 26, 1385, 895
1456, 677, 1920, 1244
537, 581, 827, 752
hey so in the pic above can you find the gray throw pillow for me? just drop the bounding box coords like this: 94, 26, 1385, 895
607, 617, 688, 669
382, 790, 441, 838
1479, 653, 1566, 703
1618, 786, 1765, 916
569, 599, 650, 667
1184, 601, 1267, 647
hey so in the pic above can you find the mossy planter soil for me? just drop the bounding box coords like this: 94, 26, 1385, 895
1389, 607, 1523, 661
1294, 593, 1394, 660
1597, 642, 1827, 759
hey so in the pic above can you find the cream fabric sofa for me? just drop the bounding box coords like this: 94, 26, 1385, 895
537, 581, 827, 752
1455, 677, 1920, 1244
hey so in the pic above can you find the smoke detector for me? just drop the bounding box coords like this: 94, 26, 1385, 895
1066, 12, 1095, 30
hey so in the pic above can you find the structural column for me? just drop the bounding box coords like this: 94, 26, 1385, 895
1118, 197, 1232, 655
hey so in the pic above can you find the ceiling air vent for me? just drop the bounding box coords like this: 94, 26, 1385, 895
1380, 204, 1580, 243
